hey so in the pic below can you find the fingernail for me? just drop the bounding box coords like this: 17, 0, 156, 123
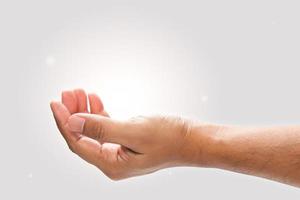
68, 115, 85, 133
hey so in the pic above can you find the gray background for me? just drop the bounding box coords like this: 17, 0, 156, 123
1, 0, 300, 199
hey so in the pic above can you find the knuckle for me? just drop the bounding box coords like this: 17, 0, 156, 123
68, 143, 76, 153
67, 136, 82, 154
95, 123, 105, 141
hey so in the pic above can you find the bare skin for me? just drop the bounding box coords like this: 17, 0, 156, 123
50, 89, 300, 187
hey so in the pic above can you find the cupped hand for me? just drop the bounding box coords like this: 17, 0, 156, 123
50, 89, 203, 180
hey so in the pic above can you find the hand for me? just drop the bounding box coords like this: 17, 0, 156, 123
51, 89, 300, 186
50, 89, 212, 180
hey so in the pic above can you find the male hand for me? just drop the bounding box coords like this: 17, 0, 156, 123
51, 89, 300, 187
50, 89, 211, 180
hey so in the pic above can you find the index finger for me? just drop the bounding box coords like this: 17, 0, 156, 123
50, 101, 104, 165
50, 101, 79, 145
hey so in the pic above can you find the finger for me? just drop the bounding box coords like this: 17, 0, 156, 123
88, 93, 103, 113
74, 89, 88, 113
50, 101, 80, 144
71, 137, 128, 173
51, 102, 107, 166
101, 110, 110, 117
62, 90, 77, 114
88, 93, 110, 117
67, 113, 134, 148
75, 136, 104, 166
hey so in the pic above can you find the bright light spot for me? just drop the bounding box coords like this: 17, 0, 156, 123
167, 170, 172, 175
27, 173, 33, 179
201, 95, 208, 103
46, 56, 56, 66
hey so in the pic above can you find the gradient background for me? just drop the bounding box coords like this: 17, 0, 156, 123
1, 0, 300, 199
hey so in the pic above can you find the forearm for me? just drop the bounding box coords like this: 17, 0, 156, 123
51, 89, 300, 184
188, 123, 300, 187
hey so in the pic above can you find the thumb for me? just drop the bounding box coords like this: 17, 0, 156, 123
67, 113, 134, 147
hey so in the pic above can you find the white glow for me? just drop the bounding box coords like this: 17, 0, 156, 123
45, 56, 56, 66
201, 95, 208, 103
44, 17, 212, 120
27, 173, 33, 179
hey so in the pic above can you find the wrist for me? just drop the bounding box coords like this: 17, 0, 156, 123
181, 121, 229, 168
